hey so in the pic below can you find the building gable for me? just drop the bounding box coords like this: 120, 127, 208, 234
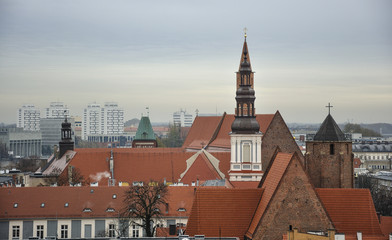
261, 111, 304, 171
248, 152, 333, 240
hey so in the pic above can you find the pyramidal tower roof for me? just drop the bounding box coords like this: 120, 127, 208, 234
135, 116, 156, 140
313, 114, 346, 141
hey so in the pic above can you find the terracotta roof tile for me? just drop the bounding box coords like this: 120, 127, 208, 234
183, 114, 274, 151
180, 152, 223, 184
182, 116, 223, 150
186, 188, 263, 240
67, 148, 193, 186
380, 216, 392, 237
0, 186, 195, 219
229, 181, 260, 189
316, 188, 384, 237
246, 152, 293, 237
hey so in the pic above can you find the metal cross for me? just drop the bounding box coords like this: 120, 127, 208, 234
325, 103, 333, 114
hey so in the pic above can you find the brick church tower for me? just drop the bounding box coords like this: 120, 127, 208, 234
229, 34, 263, 182
59, 115, 74, 158
305, 105, 353, 188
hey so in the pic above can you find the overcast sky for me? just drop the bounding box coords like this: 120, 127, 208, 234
0, 0, 391, 124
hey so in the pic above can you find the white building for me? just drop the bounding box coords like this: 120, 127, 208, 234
82, 103, 124, 140
45, 102, 70, 118
173, 109, 193, 127
17, 104, 40, 131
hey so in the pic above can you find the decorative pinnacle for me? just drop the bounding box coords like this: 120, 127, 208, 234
326, 103, 333, 115
243, 27, 247, 41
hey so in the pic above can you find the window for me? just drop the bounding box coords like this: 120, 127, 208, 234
36, 225, 44, 239
330, 144, 334, 155
243, 143, 251, 163
12, 226, 20, 238
132, 225, 139, 238
61, 225, 68, 239
109, 224, 116, 238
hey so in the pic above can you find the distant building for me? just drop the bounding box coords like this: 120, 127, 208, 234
353, 142, 392, 171
40, 118, 75, 156
0, 127, 41, 158
16, 104, 40, 131
82, 102, 124, 140
173, 109, 193, 127
45, 102, 69, 118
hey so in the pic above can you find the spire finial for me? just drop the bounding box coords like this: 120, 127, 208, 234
326, 103, 333, 115
243, 27, 247, 41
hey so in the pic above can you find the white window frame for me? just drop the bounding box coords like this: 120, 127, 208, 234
61, 225, 68, 239
132, 225, 140, 238
108, 224, 116, 238
12, 225, 20, 239
36, 225, 44, 239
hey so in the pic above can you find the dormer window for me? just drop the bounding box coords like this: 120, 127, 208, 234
83, 208, 92, 212
13, 203, 18, 208
64, 203, 69, 208
40, 203, 45, 208
106, 208, 115, 212
112, 194, 117, 199
177, 208, 186, 212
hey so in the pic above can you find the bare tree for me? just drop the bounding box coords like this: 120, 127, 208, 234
122, 181, 169, 237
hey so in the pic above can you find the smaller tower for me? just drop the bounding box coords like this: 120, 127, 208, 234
59, 115, 74, 158
132, 116, 157, 148
305, 104, 353, 188
229, 34, 263, 182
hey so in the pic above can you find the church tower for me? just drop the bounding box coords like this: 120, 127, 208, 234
305, 104, 353, 188
229, 34, 263, 182
59, 115, 74, 158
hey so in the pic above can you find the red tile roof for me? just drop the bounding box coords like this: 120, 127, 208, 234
0, 186, 195, 219
229, 181, 260, 189
186, 188, 263, 240
182, 114, 275, 151
380, 216, 392, 237
246, 152, 294, 238
180, 151, 223, 184
68, 148, 194, 186
182, 116, 223, 150
316, 188, 384, 237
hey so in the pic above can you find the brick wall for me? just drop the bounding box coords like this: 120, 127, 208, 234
253, 155, 333, 240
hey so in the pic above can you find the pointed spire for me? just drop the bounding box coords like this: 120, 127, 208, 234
314, 113, 346, 141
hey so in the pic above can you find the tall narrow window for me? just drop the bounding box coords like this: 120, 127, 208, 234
132, 225, 140, 238
12, 226, 20, 239
243, 143, 251, 163
330, 144, 335, 155
61, 225, 68, 239
36, 225, 44, 239
109, 224, 116, 238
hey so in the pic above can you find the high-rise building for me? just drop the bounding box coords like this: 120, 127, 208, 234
17, 104, 40, 131
82, 102, 124, 140
173, 109, 193, 127
45, 102, 69, 118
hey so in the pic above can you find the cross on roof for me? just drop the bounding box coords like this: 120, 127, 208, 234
326, 103, 333, 114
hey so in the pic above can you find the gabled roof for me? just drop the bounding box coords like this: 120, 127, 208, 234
182, 116, 223, 150
316, 188, 384, 237
42, 150, 77, 176
0, 186, 195, 219
182, 113, 275, 151
186, 188, 263, 240
180, 150, 225, 184
246, 152, 294, 237
135, 116, 155, 140
313, 114, 346, 141
67, 148, 193, 186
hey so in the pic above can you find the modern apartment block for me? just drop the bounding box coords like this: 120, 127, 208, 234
82, 103, 124, 140
45, 102, 69, 118
173, 109, 193, 127
16, 104, 41, 131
